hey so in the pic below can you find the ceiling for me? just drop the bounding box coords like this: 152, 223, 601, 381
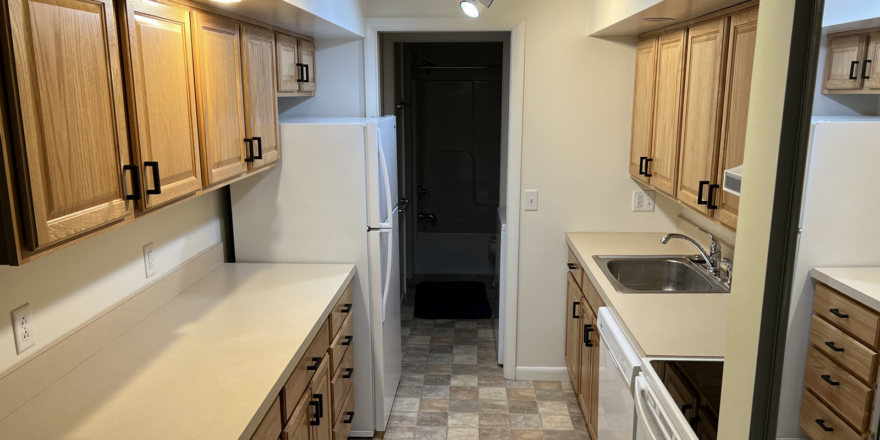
590, 0, 751, 37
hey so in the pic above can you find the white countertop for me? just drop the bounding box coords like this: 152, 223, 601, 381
812, 267, 880, 312
0, 263, 356, 440
566, 233, 729, 358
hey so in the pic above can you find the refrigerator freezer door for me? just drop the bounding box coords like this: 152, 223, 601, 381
367, 117, 399, 229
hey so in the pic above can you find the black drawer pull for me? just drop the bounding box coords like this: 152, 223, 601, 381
315, 394, 324, 418
123, 165, 141, 201
816, 419, 833, 432
681, 404, 692, 415
821, 374, 840, 386
639, 157, 646, 175
310, 399, 321, 426
342, 335, 353, 346
567, 263, 577, 270
343, 367, 354, 379
850, 61, 860, 80
307, 356, 322, 371
144, 162, 161, 195
825, 341, 844, 352
341, 303, 352, 313
829, 308, 849, 319
583, 324, 594, 348
697, 181, 710, 205
644, 158, 653, 177
572, 302, 580, 319
344, 411, 355, 424
863, 60, 873, 79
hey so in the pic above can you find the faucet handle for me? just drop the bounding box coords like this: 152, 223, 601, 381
697, 227, 720, 254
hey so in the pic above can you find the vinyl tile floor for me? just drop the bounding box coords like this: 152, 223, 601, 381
372, 288, 591, 440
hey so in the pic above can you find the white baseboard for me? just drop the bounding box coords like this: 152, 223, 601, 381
515, 366, 569, 381
349, 430, 376, 438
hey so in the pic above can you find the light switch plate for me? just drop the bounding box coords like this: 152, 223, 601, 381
524, 190, 538, 211
11, 303, 34, 355
632, 190, 655, 212
143, 243, 157, 278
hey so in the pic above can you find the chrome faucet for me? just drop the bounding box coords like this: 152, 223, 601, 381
660, 227, 724, 276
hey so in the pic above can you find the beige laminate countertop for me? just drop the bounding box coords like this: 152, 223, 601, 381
0, 263, 356, 440
566, 233, 729, 359
812, 267, 880, 312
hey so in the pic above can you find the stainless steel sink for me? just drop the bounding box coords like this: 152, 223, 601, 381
592, 255, 730, 294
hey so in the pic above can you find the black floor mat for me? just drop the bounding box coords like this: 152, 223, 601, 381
414, 281, 492, 319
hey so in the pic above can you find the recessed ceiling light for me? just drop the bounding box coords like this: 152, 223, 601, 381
644, 17, 675, 22
460, 0, 493, 18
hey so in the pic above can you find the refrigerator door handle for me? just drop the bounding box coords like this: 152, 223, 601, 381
380, 228, 393, 323
378, 128, 394, 229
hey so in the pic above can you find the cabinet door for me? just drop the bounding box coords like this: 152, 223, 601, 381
276, 32, 299, 92
587, 311, 600, 439
310, 354, 332, 440
6, 0, 133, 250
564, 274, 581, 391
650, 29, 687, 196
577, 301, 596, 435
676, 18, 728, 214
715, 8, 758, 230
298, 39, 317, 92
285, 389, 313, 440
864, 32, 880, 90
242, 24, 280, 169
191, 11, 248, 185
630, 37, 658, 182
119, 0, 202, 209
823, 34, 867, 91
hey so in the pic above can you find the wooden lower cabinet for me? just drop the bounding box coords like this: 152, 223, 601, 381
564, 273, 582, 390
284, 390, 313, 440
565, 249, 601, 438
310, 354, 332, 440
333, 387, 356, 440
252, 396, 284, 440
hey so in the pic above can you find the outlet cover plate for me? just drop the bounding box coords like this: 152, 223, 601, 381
143, 243, 157, 278
632, 190, 655, 212
11, 303, 34, 355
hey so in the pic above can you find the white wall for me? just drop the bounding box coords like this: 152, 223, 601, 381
365, 0, 683, 370
823, 0, 880, 27
0, 193, 226, 376
279, 38, 366, 119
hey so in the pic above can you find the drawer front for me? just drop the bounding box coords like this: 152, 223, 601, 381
804, 347, 873, 431
283, 389, 312, 440
285, 319, 330, 420
333, 386, 355, 440
810, 314, 878, 384
814, 283, 880, 349
568, 249, 583, 288
800, 389, 861, 440
330, 282, 354, 340
329, 313, 354, 375
331, 344, 355, 424
252, 395, 283, 440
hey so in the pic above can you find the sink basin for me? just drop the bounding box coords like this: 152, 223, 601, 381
592, 256, 729, 294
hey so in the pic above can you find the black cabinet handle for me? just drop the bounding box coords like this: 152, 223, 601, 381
863, 60, 873, 79
644, 158, 653, 177
816, 419, 833, 432
821, 374, 840, 386
639, 157, 646, 175
123, 165, 141, 201
343, 367, 354, 379
304, 64, 310, 83
315, 394, 324, 418
296, 63, 310, 83
344, 411, 355, 424
850, 61, 860, 80
244, 139, 254, 163
825, 341, 844, 352
583, 324, 594, 347
342, 335, 353, 346
829, 308, 849, 319
697, 181, 710, 205
252, 137, 263, 160
307, 356, 322, 371
572, 302, 580, 319
568, 263, 577, 270
144, 162, 161, 195
708, 184, 720, 209
310, 399, 321, 426
341, 304, 352, 313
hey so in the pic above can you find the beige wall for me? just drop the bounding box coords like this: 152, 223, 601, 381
365, 0, 683, 371
0, 193, 226, 376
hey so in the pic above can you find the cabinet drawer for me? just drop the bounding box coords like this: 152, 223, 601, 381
804, 347, 873, 432
331, 346, 355, 424
568, 250, 583, 288
252, 395, 283, 440
283, 387, 312, 440
814, 283, 880, 349
810, 314, 878, 384
333, 386, 355, 440
329, 313, 354, 375
800, 389, 861, 440
330, 282, 354, 341
284, 319, 330, 421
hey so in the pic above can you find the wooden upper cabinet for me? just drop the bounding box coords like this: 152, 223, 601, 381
5, 0, 133, 250
298, 39, 317, 92
823, 34, 867, 91
242, 24, 280, 170
191, 11, 248, 186
864, 32, 880, 90
118, 0, 202, 210
676, 18, 728, 215
276, 32, 299, 92
630, 37, 658, 183
650, 29, 687, 196
715, 8, 758, 230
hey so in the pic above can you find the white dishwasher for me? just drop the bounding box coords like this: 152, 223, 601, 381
596, 307, 642, 439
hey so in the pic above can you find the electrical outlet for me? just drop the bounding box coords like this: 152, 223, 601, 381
632, 190, 655, 212
524, 190, 538, 211
11, 303, 34, 355
143, 243, 157, 278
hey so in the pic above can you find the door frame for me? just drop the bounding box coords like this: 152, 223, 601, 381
365, 18, 525, 380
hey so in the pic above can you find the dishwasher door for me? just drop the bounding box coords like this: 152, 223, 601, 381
597, 307, 640, 439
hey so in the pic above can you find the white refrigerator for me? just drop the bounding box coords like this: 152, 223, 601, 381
775, 117, 880, 439
230, 116, 402, 437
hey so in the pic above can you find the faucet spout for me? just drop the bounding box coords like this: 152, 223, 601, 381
660, 227, 723, 275
660, 233, 714, 267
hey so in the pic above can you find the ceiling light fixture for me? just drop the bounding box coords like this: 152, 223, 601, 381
643, 17, 675, 22
460, 0, 493, 18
